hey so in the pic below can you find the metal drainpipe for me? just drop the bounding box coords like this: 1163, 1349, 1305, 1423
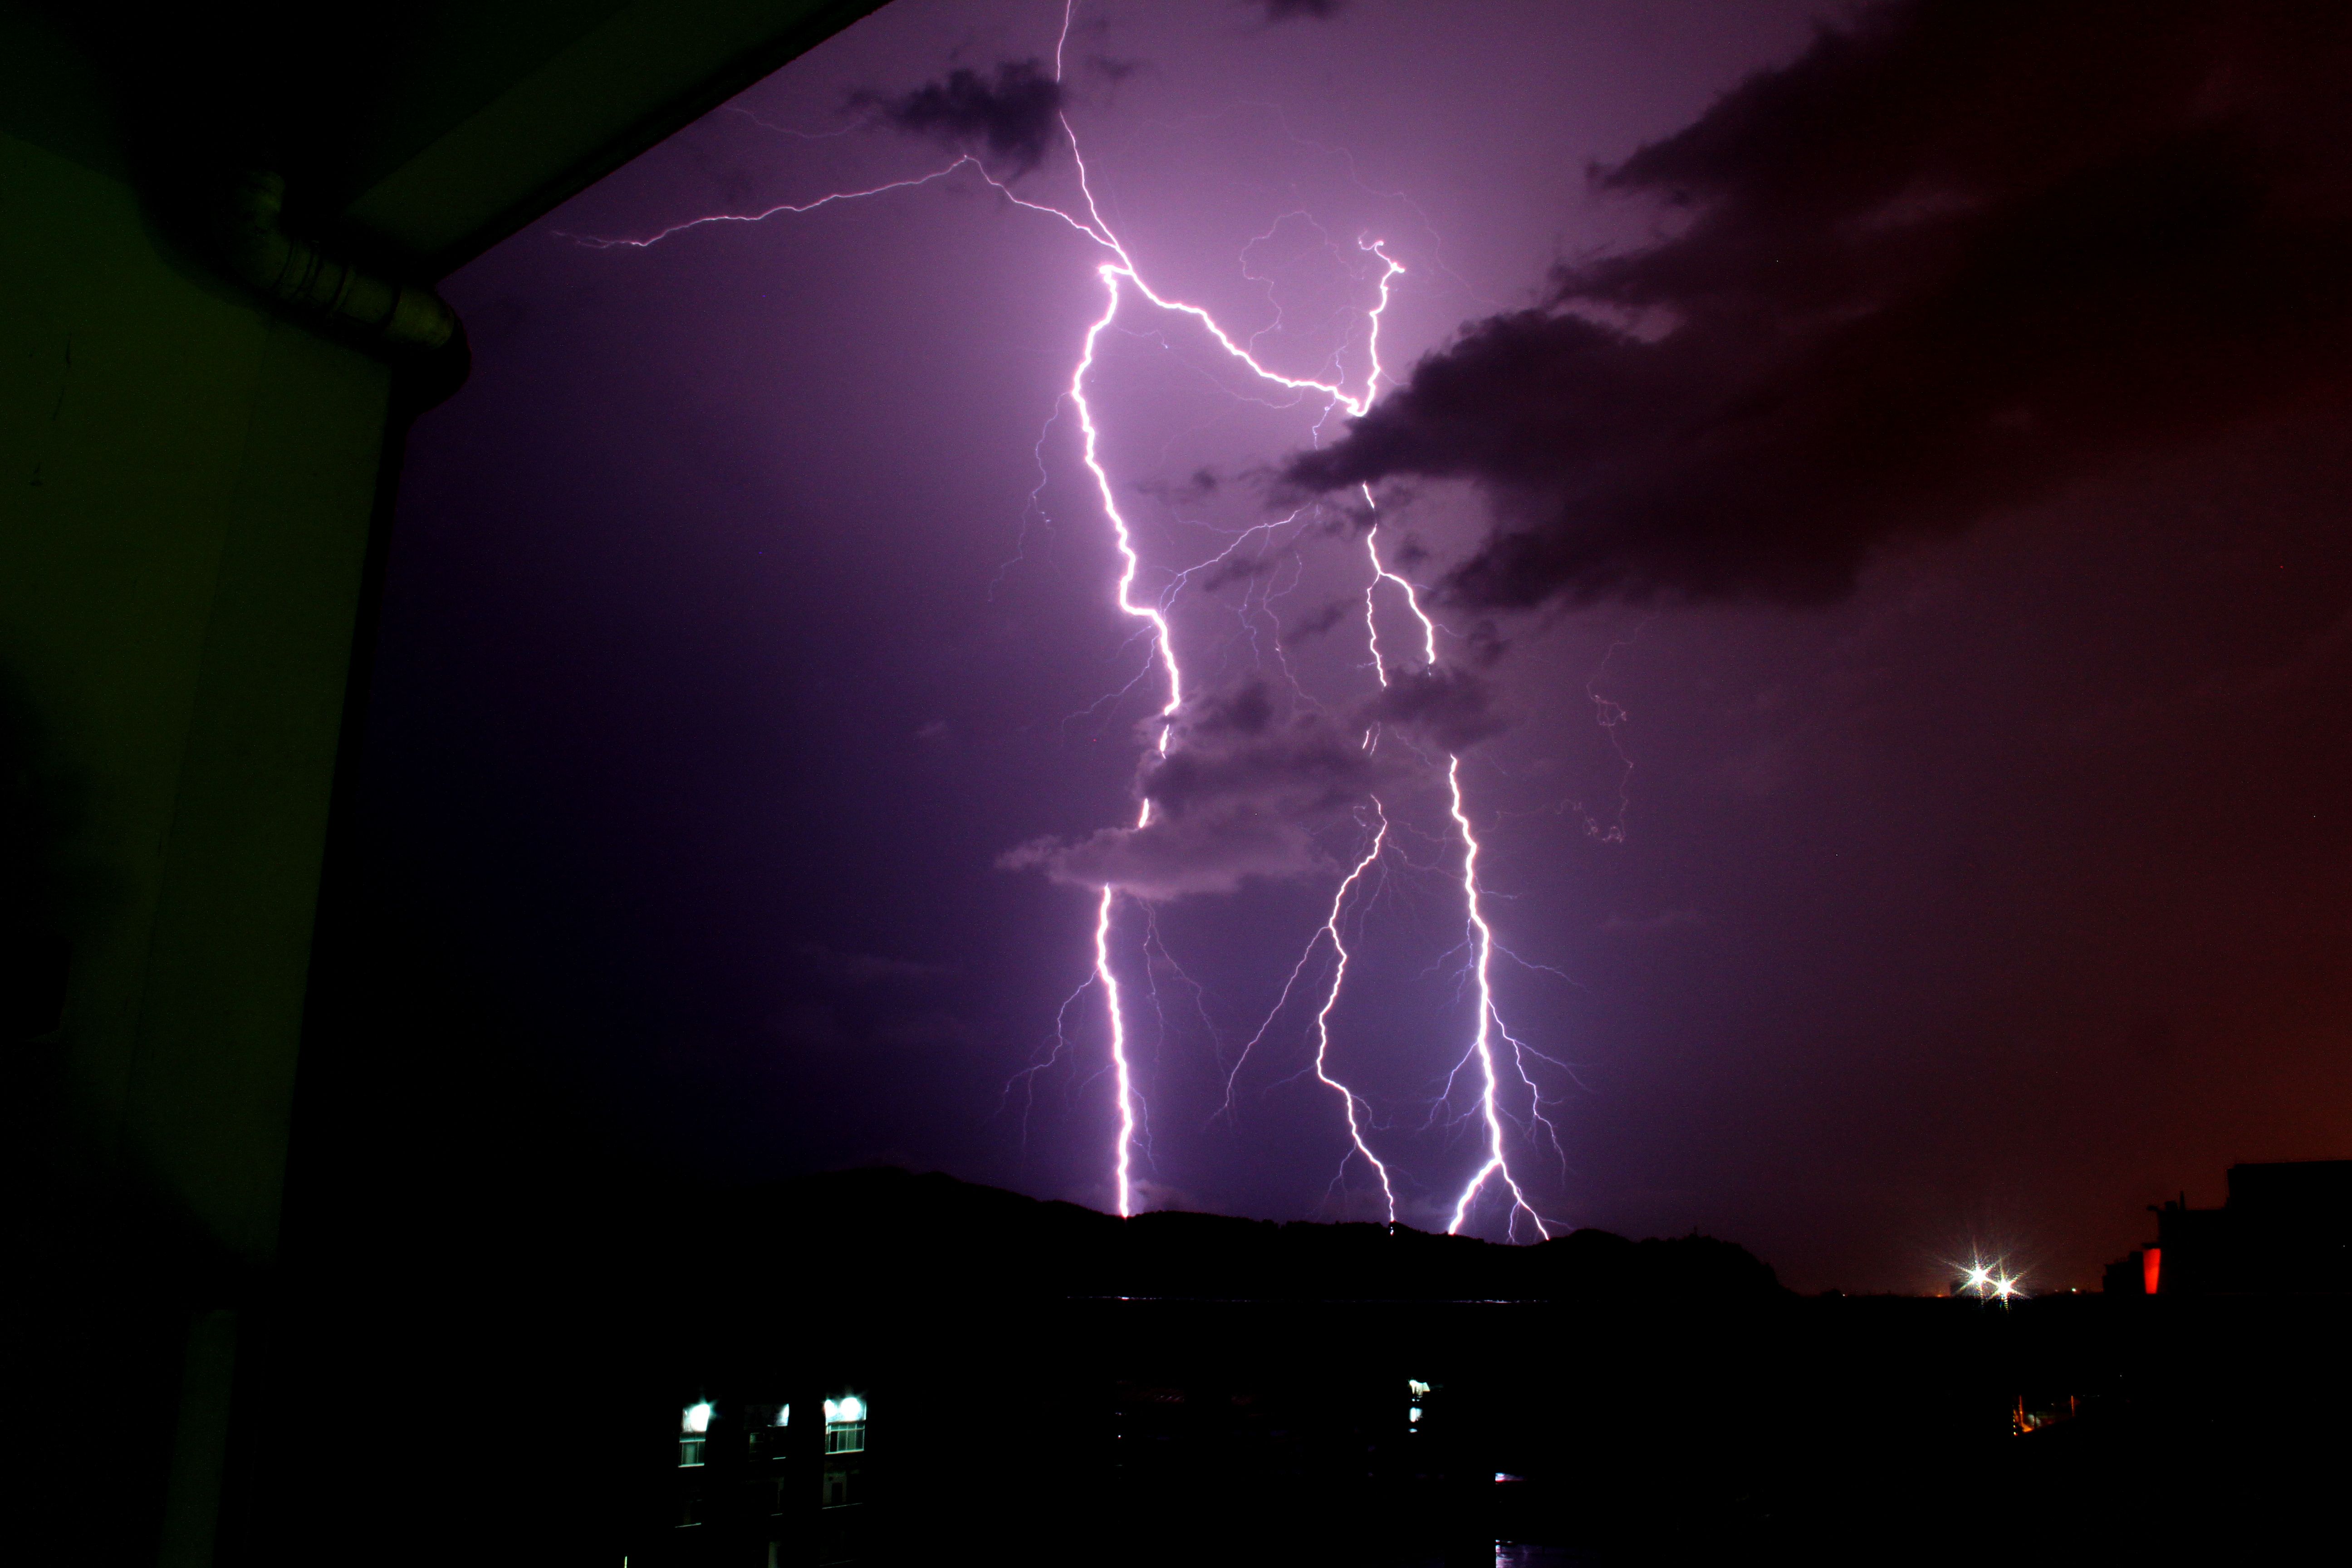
216, 170, 461, 358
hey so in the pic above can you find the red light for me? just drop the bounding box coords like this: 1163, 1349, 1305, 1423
2142, 1247, 2161, 1294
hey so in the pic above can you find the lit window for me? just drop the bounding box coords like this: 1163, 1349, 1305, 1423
823, 1395, 868, 1454
679, 1438, 706, 1468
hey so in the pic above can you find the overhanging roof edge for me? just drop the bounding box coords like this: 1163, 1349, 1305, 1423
346, 0, 885, 277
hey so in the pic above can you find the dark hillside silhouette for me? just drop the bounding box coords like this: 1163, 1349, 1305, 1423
687, 1166, 1784, 1304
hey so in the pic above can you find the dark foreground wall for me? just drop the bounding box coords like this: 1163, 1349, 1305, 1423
0, 6, 878, 1563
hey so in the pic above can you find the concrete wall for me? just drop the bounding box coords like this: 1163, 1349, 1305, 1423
2, 123, 391, 1565
0, 5, 880, 1558
5, 121, 388, 1263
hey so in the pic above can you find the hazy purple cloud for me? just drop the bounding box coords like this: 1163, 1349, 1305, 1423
1001, 680, 1401, 900
1000, 666, 1511, 899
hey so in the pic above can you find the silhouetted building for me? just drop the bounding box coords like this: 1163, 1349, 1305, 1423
620, 1171, 2352, 1567
2101, 1248, 2160, 1296
658, 1387, 874, 1568
2107, 1160, 2352, 1294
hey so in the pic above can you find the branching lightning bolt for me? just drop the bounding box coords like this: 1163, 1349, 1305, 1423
1360, 515, 1550, 1239
1047, 15, 1412, 1214
1309, 806, 1397, 1220
1439, 755, 1548, 1239
581, 0, 1560, 1235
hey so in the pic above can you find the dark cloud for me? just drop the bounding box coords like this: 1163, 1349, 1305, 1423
859, 59, 1065, 176
1143, 704, 1383, 823
1284, 598, 1356, 642
1132, 466, 1222, 505
1284, 0, 2352, 607
1251, 0, 1346, 20
1360, 665, 1508, 753
1191, 549, 1285, 596
1001, 681, 1395, 899
1002, 668, 1509, 900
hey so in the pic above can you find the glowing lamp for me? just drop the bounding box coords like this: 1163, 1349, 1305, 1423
1408, 1407, 1422, 1423
838, 1396, 864, 1422
681, 1401, 713, 1434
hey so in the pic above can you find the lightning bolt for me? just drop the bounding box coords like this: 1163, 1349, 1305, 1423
578, 0, 1559, 1236
1439, 755, 1548, 1239
1048, 10, 1407, 1212
1064, 239, 1395, 1214
1067, 260, 1180, 1217
1309, 805, 1397, 1220
1359, 516, 1550, 1239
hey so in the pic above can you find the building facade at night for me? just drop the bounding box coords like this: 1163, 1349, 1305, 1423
655, 1389, 876, 1567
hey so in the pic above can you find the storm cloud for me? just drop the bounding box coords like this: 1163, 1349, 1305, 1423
1252, 0, 1347, 21
1359, 665, 1507, 754
861, 59, 1065, 176
1002, 681, 1390, 900
1001, 669, 1508, 900
1285, 0, 2352, 607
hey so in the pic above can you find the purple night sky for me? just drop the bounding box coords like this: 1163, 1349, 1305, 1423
355, 0, 2352, 1291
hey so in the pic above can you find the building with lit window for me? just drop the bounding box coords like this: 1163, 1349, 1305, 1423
816, 1395, 870, 1563
654, 1387, 875, 1567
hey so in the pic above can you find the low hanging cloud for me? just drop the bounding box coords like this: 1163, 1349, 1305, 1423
1000, 812, 1327, 903
1002, 673, 1505, 900
859, 59, 1065, 176
1283, 0, 2352, 608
